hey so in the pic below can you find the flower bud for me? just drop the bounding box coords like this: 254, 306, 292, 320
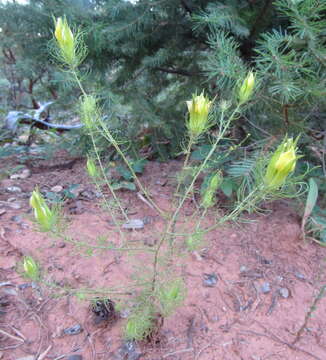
23, 256, 39, 281
238, 71, 255, 104
86, 157, 98, 178
186, 91, 212, 138
264, 137, 300, 189
54, 17, 75, 65
30, 188, 54, 231
201, 171, 223, 208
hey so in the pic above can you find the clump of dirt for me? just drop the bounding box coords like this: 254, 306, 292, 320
0, 154, 325, 360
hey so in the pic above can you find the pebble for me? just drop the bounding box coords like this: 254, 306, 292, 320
0, 209, 6, 216
203, 273, 218, 287
11, 215, 23, 223
6, 186, 22, 193
94, 191, 102, 198
122, 219, 144, 230
279, 287, 290, 298
261, 282, 271, 294
294, 271, 305, 280
155, 178, 167, 186
18, 283, 33, 290
63, 324, 83, 335
67, 356, 82, 360
10, 169, 31, 180
51, 185, 63, 193
7, 197, 17, 202
57, 242, 66, 248
116, 341, 142, 360
239, 265, 247, 273
80, 190, 96, 199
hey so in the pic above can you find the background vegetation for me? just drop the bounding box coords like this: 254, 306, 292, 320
0, 0, 325, 200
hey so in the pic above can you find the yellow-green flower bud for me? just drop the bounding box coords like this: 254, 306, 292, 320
264, 137, 300, 189
186, 91, 212, 138
238, 71, 255, 104
86, 157, 98, 178
201, 171, 223, 208
30, 188, 54, 231
54, 17, 75, 65
23, 256, 39, 281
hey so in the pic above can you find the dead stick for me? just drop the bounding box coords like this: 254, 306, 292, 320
0, 328, 24, 343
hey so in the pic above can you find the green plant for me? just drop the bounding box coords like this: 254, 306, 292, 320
301, 178, 326, 245
30, 187, 63, 233
45, 17, 308, 343
22, 256, 40, 282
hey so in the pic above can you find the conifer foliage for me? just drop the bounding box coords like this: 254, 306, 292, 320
0, 0, 325, 157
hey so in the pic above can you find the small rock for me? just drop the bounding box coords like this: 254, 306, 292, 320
67, 356, 83, 360
294, 271, 305, 280
261, 282, 271, 294
18, 283, 33, 290
10, 169, 31, 180
6, 186, 22, 193
119, 308, 131, 319
57, 242, 66, 248
155, 178, 167, 186
122, 219, 144, 230
239, 265, 247, 273
203, 273, 218, 287
80, 190, 96, 199
7, 197, 17, 202
116, 341, 142, 360
11, 215, 23, 223
279, 287, 290, 299
0, 209, 6, 216
63, 324, 83, 336
51, 185, 63, 193
260, 257, 272, 265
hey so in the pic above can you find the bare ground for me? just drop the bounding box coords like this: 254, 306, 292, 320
0, 154, 325, 360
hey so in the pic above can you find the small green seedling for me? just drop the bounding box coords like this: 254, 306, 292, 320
22, 256, 40, 281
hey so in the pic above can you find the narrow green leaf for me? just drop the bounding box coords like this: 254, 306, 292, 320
304, 178, 318, 219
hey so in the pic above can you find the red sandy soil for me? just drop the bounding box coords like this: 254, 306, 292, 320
0, 155, 325, 360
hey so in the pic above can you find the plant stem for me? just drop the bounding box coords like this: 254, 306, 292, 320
97, 122, 166, 218
151, 105, 240, 293
72, 70, 129, 221
175, 135, 194, 196
90, 131, 129, 220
